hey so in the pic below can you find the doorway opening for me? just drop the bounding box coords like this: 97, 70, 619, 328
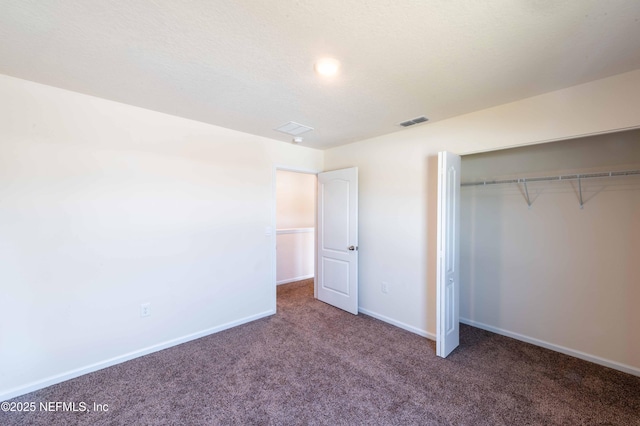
274, 168, 318, 307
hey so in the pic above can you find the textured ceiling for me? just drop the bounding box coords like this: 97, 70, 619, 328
1, 1, 640, 149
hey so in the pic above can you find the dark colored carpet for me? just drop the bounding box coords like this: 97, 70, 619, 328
2, 279, 639, 425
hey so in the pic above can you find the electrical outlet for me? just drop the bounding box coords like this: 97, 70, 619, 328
140, 303, 151, 317
381, 282, 389, 294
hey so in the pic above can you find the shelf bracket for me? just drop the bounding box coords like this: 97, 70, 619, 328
523, 179, 532, 209
578, 175, 584, 209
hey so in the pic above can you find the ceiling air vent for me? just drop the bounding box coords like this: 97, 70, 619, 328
274, 121, 314, 136
399, 116, 429, 127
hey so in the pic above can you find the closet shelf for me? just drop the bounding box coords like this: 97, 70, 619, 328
461, 169, 640, 187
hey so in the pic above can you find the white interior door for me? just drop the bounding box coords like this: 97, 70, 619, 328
317, 167, 358, 315
436, 151, 461, 358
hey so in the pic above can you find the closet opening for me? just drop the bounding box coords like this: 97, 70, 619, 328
458, 128, 640, 374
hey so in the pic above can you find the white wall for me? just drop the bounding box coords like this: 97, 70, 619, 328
275, 170, 316, 284
323, 69, 640, 373
276, 229, 315, 284
0, 74, 323, 400
276, 170, 316, 229
461, 133, 640, 374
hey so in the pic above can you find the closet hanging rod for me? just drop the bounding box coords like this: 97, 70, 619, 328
461, 169, 640, 187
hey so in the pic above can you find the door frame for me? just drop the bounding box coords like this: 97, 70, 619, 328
271, 165, 320, 313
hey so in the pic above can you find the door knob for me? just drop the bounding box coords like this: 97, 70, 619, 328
348, 245, 357, 251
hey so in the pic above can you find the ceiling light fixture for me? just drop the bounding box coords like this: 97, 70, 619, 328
314, 58, 340, 77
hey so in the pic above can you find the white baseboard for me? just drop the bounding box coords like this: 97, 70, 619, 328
277, 274, 314, 285
359, 308, 436, 340
0, 309, 275, 402
460, 317, 640, 377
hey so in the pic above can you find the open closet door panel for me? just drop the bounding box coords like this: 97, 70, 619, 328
436, 151, 461, 358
